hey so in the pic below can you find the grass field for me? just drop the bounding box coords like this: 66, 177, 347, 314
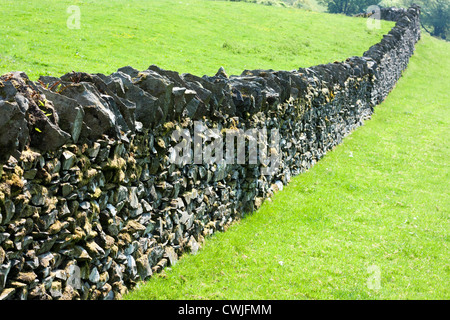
124, 34, 450, 300
0, 0, 392, 80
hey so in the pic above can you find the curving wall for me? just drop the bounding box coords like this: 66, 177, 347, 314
0, 5, 420, 300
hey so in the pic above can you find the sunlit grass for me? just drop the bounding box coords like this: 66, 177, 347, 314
0, 0, 392, 80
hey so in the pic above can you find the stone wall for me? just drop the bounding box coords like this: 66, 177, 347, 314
0, 6, 420, 300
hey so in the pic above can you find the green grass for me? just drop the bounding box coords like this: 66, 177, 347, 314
0, 0, 392, 80
217, 0, 327, 12
125, 34, 450, 300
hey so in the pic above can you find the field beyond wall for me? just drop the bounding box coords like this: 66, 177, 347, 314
0, 0, 393, 79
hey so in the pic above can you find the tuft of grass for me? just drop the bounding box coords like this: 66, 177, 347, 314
125, 34, 450, 300
0, 0, 392, 80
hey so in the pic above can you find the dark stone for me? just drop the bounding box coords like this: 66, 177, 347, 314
38, 87, 85, 143
134, 69, 174, 122
108, 72, 162, 128
0, 100, 29, 161
58, 82, 121, 140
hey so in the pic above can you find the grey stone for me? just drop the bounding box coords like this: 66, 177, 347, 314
61, 151, 77, 171
129, 187, 139, 209
126, 255, 137, 279
0, 100, 29, 161
86, 142, 101, 158
136, 254, 152, 280
59, 82, 120, 139
134, 69, 174, 122
106, 204, 117, 217
38, 87, 85, 143
54, 269, 67, 281
114, 185, 128, 205
38, 252, 55, 268
31, 192, 47, 207
274, 180, 284, 192
14, 93, 30, 113
88, 267, 100, 283
23, 168, 37, 180
2, 199, 15, 225
50, 281, 63, 299
187, 236, 200, 255
61, 183, 73, 197
61, 246, 92, 262
0, 261, 11, 292
79, 201, 91, 210
109, 72, 163, 128
165, 247, 178, 266
29, 108, 71, 152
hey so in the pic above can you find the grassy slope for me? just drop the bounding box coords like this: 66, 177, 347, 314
218, 0, 326, 12
125, 34, 450, 300
0, 0, 391, 80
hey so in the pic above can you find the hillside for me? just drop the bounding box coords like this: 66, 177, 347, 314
0, 0, 447, 301
0, 0, 392, 80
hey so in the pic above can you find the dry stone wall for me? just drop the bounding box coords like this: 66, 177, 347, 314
0, 6, 420, 300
